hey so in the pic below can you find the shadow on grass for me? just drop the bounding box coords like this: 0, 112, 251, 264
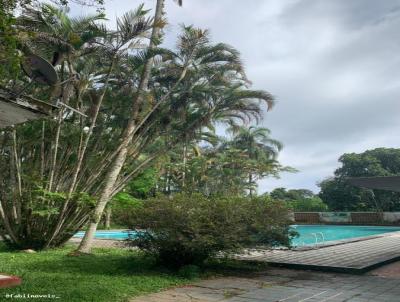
0, 244, 190, 302
0, 243, 274, 302
9, 247, 174, 278
201, 258, 269, 277
0, 243, 268, 277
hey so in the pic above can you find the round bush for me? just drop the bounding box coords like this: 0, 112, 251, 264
127, 193, 292, 268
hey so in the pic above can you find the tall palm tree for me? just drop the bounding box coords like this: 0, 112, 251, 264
229, 126, 283, 196
0, 4, 155, 250
45, 4, 154, 248
17, 4, 105, 66
77, 0, 166, 253
77, 23, 276, 253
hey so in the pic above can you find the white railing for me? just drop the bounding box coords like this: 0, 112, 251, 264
299, 232, 325, 248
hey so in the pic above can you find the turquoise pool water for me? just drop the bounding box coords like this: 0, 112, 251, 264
74, 225, 400, 246
74, 230, 136, 240
291, 225, 400, 246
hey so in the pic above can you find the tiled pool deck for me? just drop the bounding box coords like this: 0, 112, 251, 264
242, 231, 400, 273
130, 267, 400, 302
69, 231, 400, 301
69, 230, 400, 273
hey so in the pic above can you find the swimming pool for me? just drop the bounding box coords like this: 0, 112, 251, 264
74, 230, 136, 240
74, 225, 400, 247
291, 225, 400, 246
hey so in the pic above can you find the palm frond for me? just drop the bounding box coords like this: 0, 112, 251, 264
115, 5, 154, 47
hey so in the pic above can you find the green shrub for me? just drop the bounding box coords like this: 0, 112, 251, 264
110, 193, 143, 227
0, 186, 96, 250
127, 193, 292, 268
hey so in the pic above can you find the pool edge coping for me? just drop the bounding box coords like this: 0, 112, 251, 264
291, 228, 400, 251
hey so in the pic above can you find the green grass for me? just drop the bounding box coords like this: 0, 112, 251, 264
0, 245, 191, 302
0, 244, 269, 302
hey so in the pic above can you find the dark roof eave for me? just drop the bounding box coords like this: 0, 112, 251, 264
0, 87, 57, 128
347, 176, 400, 192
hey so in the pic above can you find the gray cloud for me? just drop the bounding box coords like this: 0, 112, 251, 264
70, 0, 400, 193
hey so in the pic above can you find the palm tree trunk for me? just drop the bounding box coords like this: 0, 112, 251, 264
77, 140, 130, 253
44, 61, 115, 248
40, 121, 45, 180
68, 60, 115, 194
77, 0, 165, 253
12, 128, 22, 223
0, 202, 19, 244
167, 165, 171, 194
182, 138, 187, 190
249, 173, 253, 197
105, 208, 111, 230
48, 108, 64, 192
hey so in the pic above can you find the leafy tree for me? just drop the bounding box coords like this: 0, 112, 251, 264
318, 148, 400, 211
126, 168, 158, 199
228, 126, 283, 196
0, 4, 154, 249
77, 23, 277, 252
0, 0, 22, 78
270, 188, 314, 201
0, 2, 280, 252
268, 187, 327, 212
102, 169, 156, 228
156, 126, 289, 197
288, 197, 328, 212
0, 0, 105, 78
107, 192, 143, 228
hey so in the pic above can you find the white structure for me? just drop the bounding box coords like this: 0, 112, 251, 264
0, 87, 56, 128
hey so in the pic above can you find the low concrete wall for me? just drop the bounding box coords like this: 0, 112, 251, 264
320, 212, 351, 223
383, 212, 400, 223
293, 212, 400, 225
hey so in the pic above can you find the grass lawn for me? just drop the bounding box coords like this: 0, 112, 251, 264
0, 244, 191, 302
0, 242, 268, 302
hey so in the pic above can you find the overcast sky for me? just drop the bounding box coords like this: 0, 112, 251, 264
70, 0, 400, 193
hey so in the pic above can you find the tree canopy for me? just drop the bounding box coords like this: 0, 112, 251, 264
0, 2, 285, 250
268, 187, 327, 212
319, 148, 400, 211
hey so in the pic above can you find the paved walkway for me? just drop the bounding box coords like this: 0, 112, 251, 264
241, 231, 400, 273
130, 267, 400, 302
68, 237, 125, 248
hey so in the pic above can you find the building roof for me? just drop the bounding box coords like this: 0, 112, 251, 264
347, 176, 400, 192
0, 87, 56, 128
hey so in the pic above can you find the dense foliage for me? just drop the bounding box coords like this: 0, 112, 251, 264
288, 197, 328, 212
0, 2, 281, 251
109, 193, 143, 227
127, 193, 293, 268
268, 187, 328, 212
155, 126, 290, 196
319, 148, 400, 211
0, 0, 22, 77
270, 188, 314, 200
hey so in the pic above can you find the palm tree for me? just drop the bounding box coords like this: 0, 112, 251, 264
229, 126, 283, 196
77, 0, 166, 253
1, 2, 278, 252
45, 5, 154, 248
0, 4, 155, 250
17, 4, 105, 66
76, 23, 276, 253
